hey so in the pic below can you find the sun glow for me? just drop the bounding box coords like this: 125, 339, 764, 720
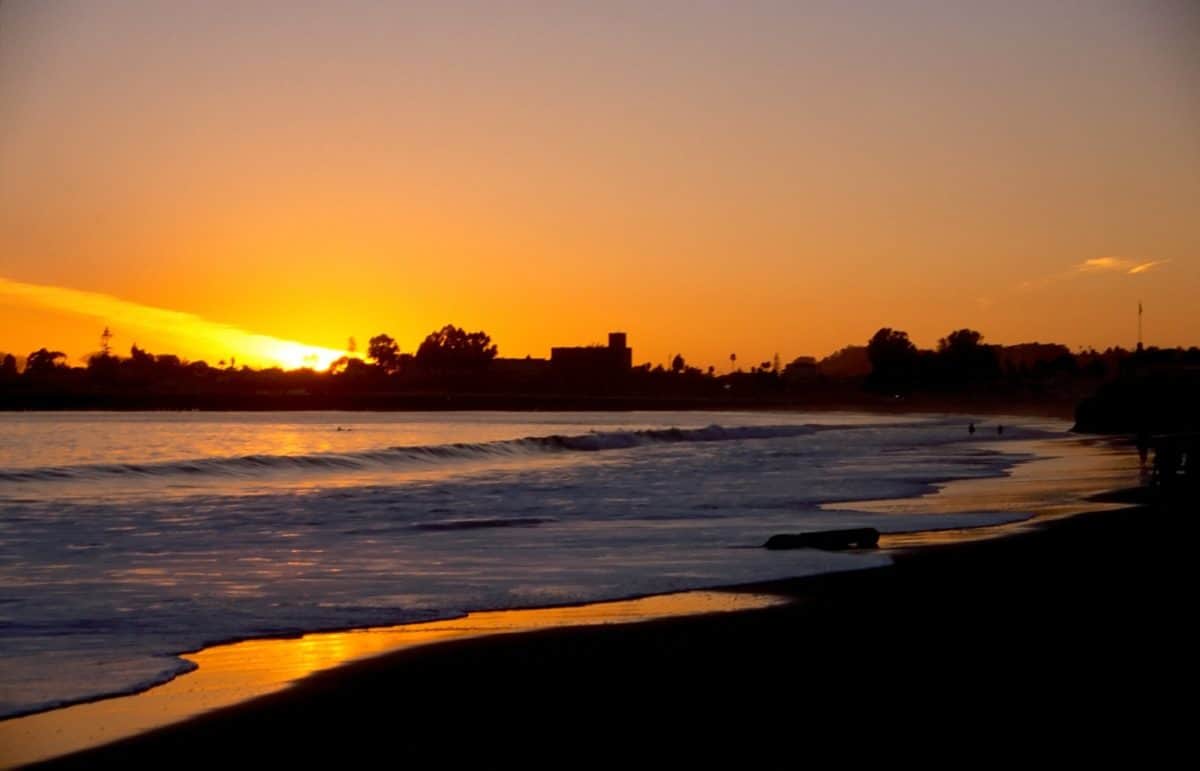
0, 276, 350, 371
253, 340, 348, 371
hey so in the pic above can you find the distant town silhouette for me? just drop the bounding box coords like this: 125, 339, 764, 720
2, 324, 1197, 433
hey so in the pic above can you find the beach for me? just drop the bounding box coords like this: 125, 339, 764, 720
0, 411, 1055, 723
0, 413, 1174, 766
5, 1, 1197, 764
21, 495, 1191, 767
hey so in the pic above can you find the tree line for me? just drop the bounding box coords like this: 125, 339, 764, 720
2, 323, 1197, 415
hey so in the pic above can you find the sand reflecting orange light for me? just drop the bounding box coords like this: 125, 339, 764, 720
0, 591, 785, 768
833, 436, 1141, 548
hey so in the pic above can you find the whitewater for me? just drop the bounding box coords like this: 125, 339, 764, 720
0, 410, 1064, 719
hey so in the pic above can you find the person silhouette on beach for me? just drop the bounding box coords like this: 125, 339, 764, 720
997, 425, 1004, 435
968, 422, 976, 435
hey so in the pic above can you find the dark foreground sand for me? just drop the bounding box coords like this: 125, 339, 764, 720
29, 496, 1193, 767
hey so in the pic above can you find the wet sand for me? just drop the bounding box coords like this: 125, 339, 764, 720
0, 591, 786, 767
20, 492, 1192, 767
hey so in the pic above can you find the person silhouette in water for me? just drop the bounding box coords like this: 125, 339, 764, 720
968, 422, 976, 435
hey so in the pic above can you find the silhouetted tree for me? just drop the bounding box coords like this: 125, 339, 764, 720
671, 353, 685, 373
0, 354, 17, 380
938, 328, 983, 354
127, 344, 156, 375
818, 346, 871, 378
415, 325, 497, 372
367, 334, 401, 374
333, 356, 375, 379
867, 328, 918, 387
24, 348, 67, 375
782, 356, 818, 384
1082, 357, 1105, 378
936, 328, 999, 383
86, 351, 120, 381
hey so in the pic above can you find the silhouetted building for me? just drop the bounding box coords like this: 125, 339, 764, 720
551, 332, 633, 375
492, 356, 551, 381
997, 343, 1072, 374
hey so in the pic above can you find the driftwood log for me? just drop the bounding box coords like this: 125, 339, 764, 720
763, 528, 880, 551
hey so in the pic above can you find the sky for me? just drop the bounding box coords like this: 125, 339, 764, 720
1, 0, 1197, 370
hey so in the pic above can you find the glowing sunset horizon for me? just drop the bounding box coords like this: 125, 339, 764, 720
0, 276, 350, 370
1, 1, 1197, 370
1, 4, 1198, 766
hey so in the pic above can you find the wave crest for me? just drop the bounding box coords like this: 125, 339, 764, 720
0, 424, 819, 483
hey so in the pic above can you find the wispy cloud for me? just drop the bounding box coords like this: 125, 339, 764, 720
1127, 259, 1170, 275
1015, 255, 1171, 295
1075, 257, 1171, 275
1077, 257, 1127, 272
0, 276, 349, 369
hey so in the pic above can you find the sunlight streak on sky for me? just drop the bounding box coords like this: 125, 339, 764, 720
0, 277, 349, 370
1, 1, 1196, 363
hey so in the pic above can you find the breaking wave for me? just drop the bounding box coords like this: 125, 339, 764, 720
0, 424, 821, 483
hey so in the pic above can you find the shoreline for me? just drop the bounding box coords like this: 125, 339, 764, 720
0, 591, 791, 768
854, 431, 1143, 545
0, 428, 1144, 767
22, 494, 1189, 766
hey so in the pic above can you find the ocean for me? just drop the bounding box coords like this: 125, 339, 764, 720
0, 410, 1127, 720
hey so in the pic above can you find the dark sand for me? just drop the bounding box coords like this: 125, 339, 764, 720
28, 493, 1193, 768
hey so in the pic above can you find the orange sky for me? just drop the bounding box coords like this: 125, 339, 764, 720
2, 1, 1197, 370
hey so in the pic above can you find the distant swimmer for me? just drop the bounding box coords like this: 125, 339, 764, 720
968, 422, 976, 435
997, 425, 1004, 435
